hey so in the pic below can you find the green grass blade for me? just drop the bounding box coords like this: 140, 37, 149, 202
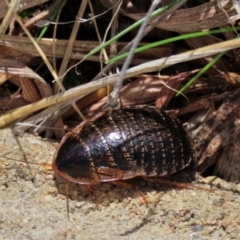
84, 0, 182, 59
37, 0, 66, 42
107, 26, 240, 64
176, 51, 226, 96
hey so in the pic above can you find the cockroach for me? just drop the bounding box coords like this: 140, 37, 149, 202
53, 106, 193, 185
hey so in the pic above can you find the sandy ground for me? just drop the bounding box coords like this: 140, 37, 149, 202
0, 128, 240, 240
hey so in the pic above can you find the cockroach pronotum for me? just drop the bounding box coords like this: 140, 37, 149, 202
53, 106, 193, 185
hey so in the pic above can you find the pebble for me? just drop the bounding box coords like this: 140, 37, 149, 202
221, 217, 232, 229
212, 199, 224, 207
109, 202, 117, 210
222, 202, 229, 209
235, 216, 240, 225
183, 213, 192, 221
192, 225, 204, 232
45, 185, 56, 194
57, 194, 66, 200
75, 202, 84, 208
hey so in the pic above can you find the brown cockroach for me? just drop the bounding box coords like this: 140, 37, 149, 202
52, 106, 193, 186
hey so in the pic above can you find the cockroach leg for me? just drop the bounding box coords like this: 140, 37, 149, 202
142, 177, 215, 193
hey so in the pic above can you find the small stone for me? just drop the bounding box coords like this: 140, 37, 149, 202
75, 202, 84, 208
235, 216, 240, 225
101, 200, 109, 207
231, 211, 239, 219
109, 202, 117, 210
44, 174, 54, 180
139, 196, 146, 205
45, 186, 56, 194
221, 217, 232, 229
222, 203, 229, 209
44, 195, 54, 202
226, 224, 235, 234
192, 225, 204, 232
111, 209, 120, 218
57, 194, 66, 200
201, 226, 214, 236
212, 199, 224, 207
81, 207, 89, 214
206, 217, 217, 225
161, 194, 172, 202
3, 161, 9, 166
161, 227, 173, 235
123, 198, 130, 204
183, 213, 191, 221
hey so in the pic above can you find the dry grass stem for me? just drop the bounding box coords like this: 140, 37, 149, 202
1, 36, 240, 127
